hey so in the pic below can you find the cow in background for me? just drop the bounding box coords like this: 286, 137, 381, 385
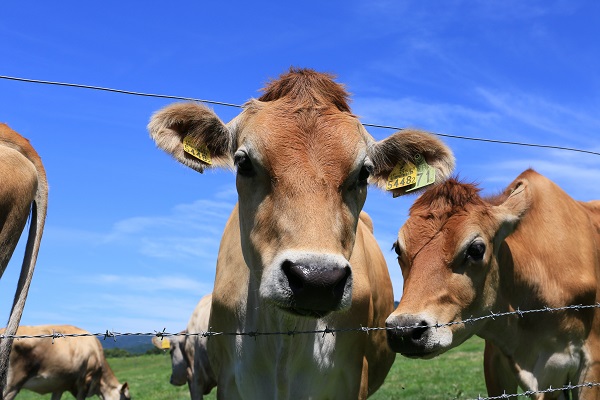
387, 169, 600, 398
2, 325, 130, 400
149, 68, 455, 399
153, 293, 216, 399
0, 124, 48, 395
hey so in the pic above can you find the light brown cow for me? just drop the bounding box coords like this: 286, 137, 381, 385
387, 169, 600, 399
152, 293, 216, 399
2, 325, 130, 400
149, 68, 454, 399
0, 124, 48, 394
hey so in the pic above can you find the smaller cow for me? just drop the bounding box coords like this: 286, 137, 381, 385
387, 169, 600, 398
0, 124, 48, 393
2, 325, 130, 400
153, 293, 216, 399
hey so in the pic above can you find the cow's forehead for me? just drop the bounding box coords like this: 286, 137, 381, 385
237, 100, 366, 185
401, 203, 495, 263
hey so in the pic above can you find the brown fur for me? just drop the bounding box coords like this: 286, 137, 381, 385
258, 67, 351, 112
2, 325, 130, 400
389, 169, 600, 398
0, 124, 48, 396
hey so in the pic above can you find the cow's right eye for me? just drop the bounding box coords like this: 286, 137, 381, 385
466, 240, 485, 261
235, 152, 255, 177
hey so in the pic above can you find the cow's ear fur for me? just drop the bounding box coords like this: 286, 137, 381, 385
491, 179, 531, 248
369, 129, 455, 195
148, 102, 234, 172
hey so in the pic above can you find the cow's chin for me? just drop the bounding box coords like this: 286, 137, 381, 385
282, 306, 331, 319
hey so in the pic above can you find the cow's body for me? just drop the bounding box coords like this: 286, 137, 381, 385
387, 169, 600, 399
153, 293, 216, 399
211, 210, 394, 399
149, 68, 455, 399
0, 124, 48, 394
2, 325, 130, 400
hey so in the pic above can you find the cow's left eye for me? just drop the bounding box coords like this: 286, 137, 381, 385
234, 152, 255, 177
357, 164, 373, 185
466, 241, 485, 261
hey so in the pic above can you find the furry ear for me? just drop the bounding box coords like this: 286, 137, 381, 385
368, 129, 455, 196
492, 179, 531, 248
148, 102, 235, 172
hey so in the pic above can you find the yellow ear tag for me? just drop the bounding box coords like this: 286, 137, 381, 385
183, 136, 212, 165
405, 153, 436, 193
386, 160, 418, 191
161, 338, 171, 349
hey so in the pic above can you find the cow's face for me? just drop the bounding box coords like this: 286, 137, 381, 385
149, 69, 454, 318
386, 179, 529, 358
152, 335, 188, 385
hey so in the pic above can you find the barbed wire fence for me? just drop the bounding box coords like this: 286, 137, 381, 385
3, 303, 600, 399
2, 74, 600, 399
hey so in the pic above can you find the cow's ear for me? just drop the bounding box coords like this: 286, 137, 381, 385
148, 102, 235, 173
121, 382, 130, 396
491, 179, 531, 247
369, 129, 455, 196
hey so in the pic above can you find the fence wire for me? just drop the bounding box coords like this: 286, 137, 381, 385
2, 302, 600, 399
2, 303, 598, 341
1, 74, 599, 157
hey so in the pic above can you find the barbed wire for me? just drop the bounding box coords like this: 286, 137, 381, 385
473, 381, 600, 400
3, 303, 600, 399
2, 302, 598, 341
1, 74, 599, 157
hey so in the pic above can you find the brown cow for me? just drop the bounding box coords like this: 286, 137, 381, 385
386, 169, 600, 398
149, 68, 455, 399
0, 124, 48, 394
152, 293, 216, 399
2, 325, 130, 400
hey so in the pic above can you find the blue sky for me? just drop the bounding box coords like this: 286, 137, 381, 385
0, 1, 599, 334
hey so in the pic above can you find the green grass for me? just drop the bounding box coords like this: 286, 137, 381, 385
13, 337, 487, 399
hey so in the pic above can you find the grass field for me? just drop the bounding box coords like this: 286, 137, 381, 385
13, 337, 488, 399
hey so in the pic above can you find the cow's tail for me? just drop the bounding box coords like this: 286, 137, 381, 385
0, 160, 48, 395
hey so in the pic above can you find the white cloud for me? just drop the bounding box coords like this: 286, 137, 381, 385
90, 274, 211, 294
476, 88, 600, 146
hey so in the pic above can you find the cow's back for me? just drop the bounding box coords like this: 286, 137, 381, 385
353, 212, 396, 395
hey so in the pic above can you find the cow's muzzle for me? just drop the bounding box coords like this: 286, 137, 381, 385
385, 313, 452, 358
281, 255, 352, 317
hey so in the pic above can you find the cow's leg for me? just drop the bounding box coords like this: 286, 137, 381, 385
50, 392, 63, 400
188, 379, 204, 400
484, 341, 519, 396
2, 388, 20, 400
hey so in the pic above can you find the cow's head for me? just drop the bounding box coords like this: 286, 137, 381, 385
152, 334, 188, 386
149, 68, 454, 318
386, 177, 529, 358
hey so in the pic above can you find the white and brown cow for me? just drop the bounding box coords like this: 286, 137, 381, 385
149, 68, 454, 399
152, 293, 216, 399
2, 325, 130, 400
387, 169, 600, 398
0, 124, 48, 394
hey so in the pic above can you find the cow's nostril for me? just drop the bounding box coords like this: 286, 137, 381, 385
282, 260, 304, 293
411, 320, 429, 341
333, 268, 351, 298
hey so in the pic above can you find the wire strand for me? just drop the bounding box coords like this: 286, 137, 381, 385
1, 74, 598, 157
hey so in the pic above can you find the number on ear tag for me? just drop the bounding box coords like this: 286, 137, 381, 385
386, 160, 418, 191
183, 136, 212, 165
405, 153, 436, 192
